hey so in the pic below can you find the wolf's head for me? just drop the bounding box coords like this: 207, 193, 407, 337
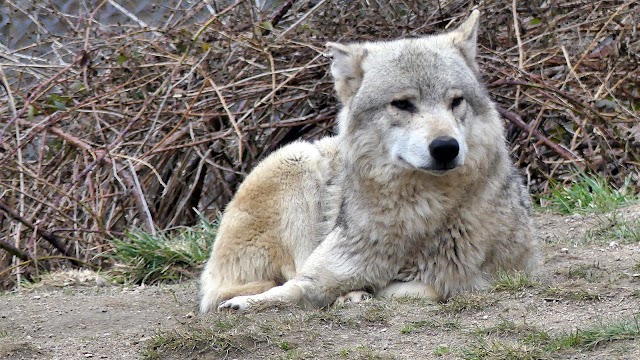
327, 11, 505, 177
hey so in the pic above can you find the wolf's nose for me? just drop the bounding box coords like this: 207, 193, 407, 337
429, 136, 459, 164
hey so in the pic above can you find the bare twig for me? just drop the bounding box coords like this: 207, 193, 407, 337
0, 200, 83, 267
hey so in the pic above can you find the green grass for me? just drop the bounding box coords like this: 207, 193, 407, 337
439, 293, 496, 313
561, 262, 603, 282
359, 303, 390, 323
550, 317, 640, 351
586, 213, 640, 244
400, 318, 461, 334
462, 316, 640, 359
107, 218, 217, 285
434, 345, 450, 356
302, 309, 360, 328
335, 345, 395, 359
461, 339, 547, 360
141, 327, 268, 360
279, 341, 294, 351
538, 172, 638, 214
542, 287, 602, 301
473, 319, 549, 341
493, 271, 538, 292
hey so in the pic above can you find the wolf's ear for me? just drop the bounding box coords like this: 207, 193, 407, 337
326, 42, 367, 105
448, 10, 480, 72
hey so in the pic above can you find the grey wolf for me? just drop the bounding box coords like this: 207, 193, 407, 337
199, 10, 539, 313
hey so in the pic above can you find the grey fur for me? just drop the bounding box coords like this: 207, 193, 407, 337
200, 10, 540, 313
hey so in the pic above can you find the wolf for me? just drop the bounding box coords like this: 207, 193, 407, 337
199, 10, 539, 313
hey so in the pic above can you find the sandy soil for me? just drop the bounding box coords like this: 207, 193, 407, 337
1, 208, 639, 359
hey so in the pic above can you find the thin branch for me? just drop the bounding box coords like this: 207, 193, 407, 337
497, 106, 584, 167
0, 199, 84, 267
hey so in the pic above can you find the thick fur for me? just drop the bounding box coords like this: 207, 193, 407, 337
199, 10, 540, 313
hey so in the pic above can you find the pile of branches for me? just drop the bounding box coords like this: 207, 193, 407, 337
0, 0, 639, 282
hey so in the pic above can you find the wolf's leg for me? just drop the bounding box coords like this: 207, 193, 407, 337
216, 281, 278, 302
375, 280, 440, 300
219, 227, 398, 311
218, 279, 307, 311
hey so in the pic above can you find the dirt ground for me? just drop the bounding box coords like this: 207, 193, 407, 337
1, 207, 639, 360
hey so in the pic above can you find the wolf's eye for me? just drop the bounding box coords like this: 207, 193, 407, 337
391, 99, 416, 113
451, 96, 464, 109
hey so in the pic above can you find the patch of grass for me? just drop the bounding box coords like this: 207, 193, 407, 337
0, 341, 41, 359
586, 213, 640, 244
335, 345, 395, 359
561, 262, 603, 282
493, 271, 538, 292
474, 319, 549, 341
461, 339, 547, 360
434, 345, 450, 356
214, 318, 236, 330
20, 269, 110, 289
634, 262, 640, 272
400, 318, 461, 334
107, 218, 217, 285
0, 330, 10, 338
549, 316, 640, 351
389, 295, 438, 307
303, 309, 359, 328
632, 289, 640, 298
542, 287, 602, 301
463, 316, 640, 359
538, 172, 638, 214
359, 303, 390, 323
141, 327, 269, 360
439, 293, 496, 313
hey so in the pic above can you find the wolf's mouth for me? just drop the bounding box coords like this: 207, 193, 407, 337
397, 155, 459, 175
420, 167, 457, 176
418, 160, 461, 176
431, 162, 458, 171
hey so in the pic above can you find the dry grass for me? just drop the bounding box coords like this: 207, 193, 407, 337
1, 0, 639, 284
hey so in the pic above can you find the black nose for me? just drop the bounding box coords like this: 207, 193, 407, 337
429, 136, 459, 164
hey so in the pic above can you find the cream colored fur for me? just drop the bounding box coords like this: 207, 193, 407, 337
199, 10, 540, 313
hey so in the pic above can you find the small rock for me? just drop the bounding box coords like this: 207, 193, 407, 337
559, 247, 569, 254
481, 315, 489, 320
608, 241, 619, 248
84, 353, 93, 358
95, 277, 107, 287
33, 295, 41, 300
184, 311, 194, 319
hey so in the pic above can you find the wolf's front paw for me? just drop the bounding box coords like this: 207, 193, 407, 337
218, 295, 255, 312
334, 291, 372, 306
